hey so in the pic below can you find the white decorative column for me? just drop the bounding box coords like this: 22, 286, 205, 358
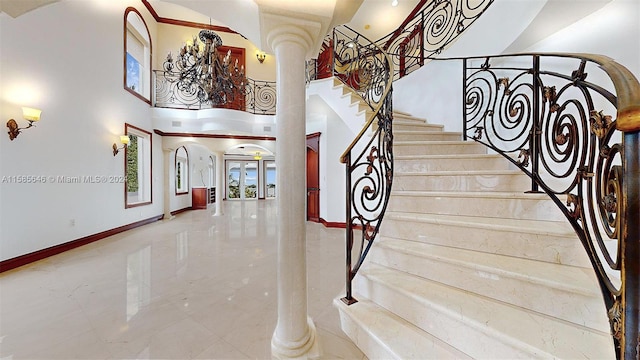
267, 19, 320, 360
162, 148, 175, 221
213, 151, 223, 216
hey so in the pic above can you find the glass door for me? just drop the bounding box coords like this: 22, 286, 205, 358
226, 161, 258, 200
265, 161, 276, 198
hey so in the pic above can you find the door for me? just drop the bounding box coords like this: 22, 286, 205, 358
265, 161, 276, 198
306, 133, 320, 222
226, 161, 258, 200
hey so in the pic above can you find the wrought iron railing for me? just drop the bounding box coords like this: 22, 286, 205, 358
316, 26, 395, 305
154, 70, 276, 115
462, 53, 640, 360
312, 0, 493, 305
377, 0, 493, 80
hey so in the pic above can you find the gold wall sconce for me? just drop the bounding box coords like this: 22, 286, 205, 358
256, 51, 266, 64
6, 107, 42, 140
112, 135, 130, 156
253, 151, 262, 160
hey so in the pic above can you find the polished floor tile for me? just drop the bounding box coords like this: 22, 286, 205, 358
0, 200, 366, 360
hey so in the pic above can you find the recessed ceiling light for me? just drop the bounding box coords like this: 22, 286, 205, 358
391, 0, 398, 6
364, 24, 370, 30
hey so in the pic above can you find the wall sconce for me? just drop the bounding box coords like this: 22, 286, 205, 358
6, 107, 42, 141
256, 51, 266, 64
253, 151, 262, 160
112, 135, 130, 156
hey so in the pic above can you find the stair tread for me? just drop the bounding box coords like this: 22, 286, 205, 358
395, 140, 482, 145
386, 211, 575, 236
396, 169, 524, 176
395, 153, 505, 160
334, 297, 472, 359
394, 120, 443, 126
359, 263, 614, 359
390, 190, 551, 200
394, 130, 461, 135
374, 238, 599, 296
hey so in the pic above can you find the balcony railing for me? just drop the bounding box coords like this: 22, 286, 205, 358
154, 70, 276, 115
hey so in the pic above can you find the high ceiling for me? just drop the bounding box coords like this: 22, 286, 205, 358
0, 0, 58, 18
148, 0, 420, 45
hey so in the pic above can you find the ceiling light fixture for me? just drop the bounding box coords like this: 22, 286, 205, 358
391, 0, 398, 6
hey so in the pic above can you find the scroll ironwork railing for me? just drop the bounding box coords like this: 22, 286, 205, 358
304, 0, 493, 305
317, 26, 394, 305
377, 0, 493, 80
462, 53, 640, 360
154, 71, 276, 115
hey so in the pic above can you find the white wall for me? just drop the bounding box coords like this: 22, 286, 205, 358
306, 95, 356, 224
0, 0, 163, 261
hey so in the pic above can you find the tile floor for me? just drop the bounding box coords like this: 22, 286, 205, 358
0, 200, 366, 359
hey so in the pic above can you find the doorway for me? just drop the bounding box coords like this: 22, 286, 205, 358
306, 133, 320, 222
227, 161, 258, 200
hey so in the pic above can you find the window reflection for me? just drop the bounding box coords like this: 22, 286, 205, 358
176, 231, 188, 275
126, 246, 151, 321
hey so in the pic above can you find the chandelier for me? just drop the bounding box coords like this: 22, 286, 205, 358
163, 29, 245, 105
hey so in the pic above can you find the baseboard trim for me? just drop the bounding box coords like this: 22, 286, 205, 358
319, 218, 347, 228
171, 207, 192, 216
0, 214, 164, 273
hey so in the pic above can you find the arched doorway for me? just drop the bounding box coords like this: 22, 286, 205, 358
306, 133, 320, 222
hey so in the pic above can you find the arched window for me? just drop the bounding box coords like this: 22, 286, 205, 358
124, 8, 151, 103
175, 146, 189, 195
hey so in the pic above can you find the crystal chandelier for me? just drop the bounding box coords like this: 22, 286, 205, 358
163, 29, 245, 105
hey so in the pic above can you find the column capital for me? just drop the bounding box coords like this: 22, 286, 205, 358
260, 11, 321, 58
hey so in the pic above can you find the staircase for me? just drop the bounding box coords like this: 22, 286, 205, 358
335, 112, 616, 359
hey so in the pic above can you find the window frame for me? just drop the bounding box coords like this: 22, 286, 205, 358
124, 123, 153, 208
175, 146, 190, 196
124, 7, 152, 104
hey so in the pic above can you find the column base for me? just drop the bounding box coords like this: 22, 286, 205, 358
271, 317, 321, 359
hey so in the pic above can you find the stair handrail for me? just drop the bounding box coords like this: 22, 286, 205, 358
460, 52, 640, 360
320, 25, 394, 305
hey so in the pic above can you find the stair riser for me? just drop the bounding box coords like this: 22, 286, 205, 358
388, 195, 565, 222
368, 245, 608, 331
380, 218, 591, 267
394, 173, 530, 192
336, 310, 398, 360
395, 143, 487, 156
335, 298, 473, 359
394, 124, 444, 132
354, 274, 535, 358
395, 156, 512, 172
395, 133, 462, 141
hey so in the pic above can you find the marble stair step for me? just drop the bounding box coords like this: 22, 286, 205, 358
388, 190, 565, 222
334, 297, 472, 359
393, 121, 444, 132
393, 112, 430, 124
394, 130, 462, 141
394, 169, 530, 192
368, 238, 609, 331
395, 154, 514, 172
394, 140, 487, 156
355, 263, 615, 359
380, 212, 591, 267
